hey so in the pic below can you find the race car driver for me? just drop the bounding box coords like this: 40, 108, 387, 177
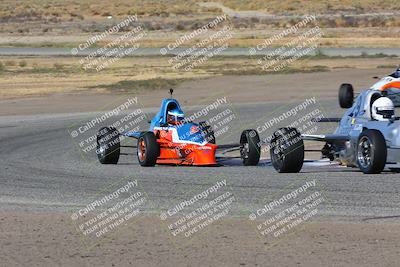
371, 96, 395, 121
167, 108, 185, 125
390, 67, 400, 78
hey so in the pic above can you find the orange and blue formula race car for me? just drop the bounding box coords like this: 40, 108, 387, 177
96, 90, 260, 167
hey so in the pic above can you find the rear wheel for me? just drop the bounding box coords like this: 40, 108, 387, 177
356, 129, 386, 174
96, 127, 120, 164
137, 132, 160, 167
240, 129, 261, 166
339, 83, 354, 108
270, 127, 304, 173
199, 121, 215, 144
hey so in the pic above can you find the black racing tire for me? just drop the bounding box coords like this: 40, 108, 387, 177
137, 132, 160, 167
356, 129, 386, 174
339, 83, 354, 108
199, 121, 216, 144
240, 129, 261, 166
270, 127, 304, 173
96, 127, 120, 164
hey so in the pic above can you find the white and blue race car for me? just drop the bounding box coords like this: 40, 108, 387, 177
271, 87, 400, 174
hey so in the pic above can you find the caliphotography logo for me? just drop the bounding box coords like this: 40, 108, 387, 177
158, 178, 237, 246
70, 177, 148, 248
67, 96, 148, 163
247, 179, 331, 249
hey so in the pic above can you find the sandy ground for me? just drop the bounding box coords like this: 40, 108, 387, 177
2, 27, 400, 47
0, 68, 392, 116
1, 56, 398, 100
1, 212, 400, 267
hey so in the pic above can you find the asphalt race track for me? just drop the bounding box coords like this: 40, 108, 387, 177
1, 99, 400, 222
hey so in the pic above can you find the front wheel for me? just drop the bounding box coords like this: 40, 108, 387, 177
137, 132, 160, 167
240, 129, 261, 166
356, 129, 386, 174
270, 127, 304, 173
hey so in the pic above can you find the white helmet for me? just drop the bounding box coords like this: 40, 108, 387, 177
371, 97, 395, 121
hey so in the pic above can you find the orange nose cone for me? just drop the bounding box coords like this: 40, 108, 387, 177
190, 144, 218, 165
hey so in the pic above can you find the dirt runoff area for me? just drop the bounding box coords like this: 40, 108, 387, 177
0, 68, 393, 116
0, 212, 399, 267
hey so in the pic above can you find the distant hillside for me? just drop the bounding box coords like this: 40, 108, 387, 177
1, 0, 400, 35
